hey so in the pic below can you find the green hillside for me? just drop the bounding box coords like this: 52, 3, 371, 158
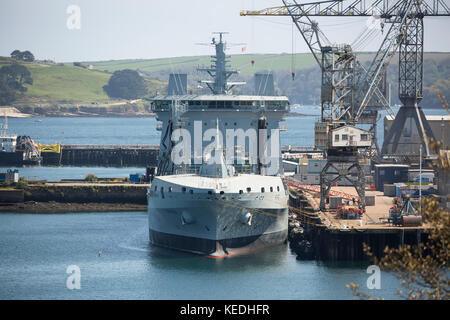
0, 57, 111, 104
0, 57, 166, 106
1, 51, 448, 110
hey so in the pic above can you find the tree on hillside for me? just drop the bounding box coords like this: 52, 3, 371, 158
103, 69, 148, 99
21, 51, 35, 62
10, 50, 22, 60
10, 50, 35, 62
0, 63, 33, 105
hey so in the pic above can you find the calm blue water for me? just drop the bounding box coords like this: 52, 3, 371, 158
3, 111, 446, 299
0, 212, 401, 300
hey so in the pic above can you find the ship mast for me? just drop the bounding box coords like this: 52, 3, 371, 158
197, 32, 244, 94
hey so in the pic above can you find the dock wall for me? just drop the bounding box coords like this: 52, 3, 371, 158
0, 189, 25, 203
311, 228, 426, 261
24, 184, 148, 204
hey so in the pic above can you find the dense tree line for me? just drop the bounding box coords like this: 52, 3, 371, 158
0, 63, 33, 105
103, 69, 148, 99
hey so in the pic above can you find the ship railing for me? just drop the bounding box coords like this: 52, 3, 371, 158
62, 144, 160, 150
151, 104, 287, 112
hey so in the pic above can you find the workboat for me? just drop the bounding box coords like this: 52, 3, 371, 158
147, 33, 290, 257
0, 116, 41, 166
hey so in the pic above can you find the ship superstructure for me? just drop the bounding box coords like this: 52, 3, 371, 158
148, 33, 290, 257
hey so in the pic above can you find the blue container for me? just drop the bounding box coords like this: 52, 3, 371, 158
129, 174, 140, 183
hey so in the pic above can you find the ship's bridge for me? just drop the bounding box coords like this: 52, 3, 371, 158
150, 95, 290, 113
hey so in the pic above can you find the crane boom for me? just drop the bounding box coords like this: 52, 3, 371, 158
240, 0, 450, 17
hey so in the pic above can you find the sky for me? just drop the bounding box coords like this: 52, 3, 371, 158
1, 0, 449, 62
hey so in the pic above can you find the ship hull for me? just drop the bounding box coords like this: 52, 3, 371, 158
149, 228, 287, 257
148, 194, 288, 257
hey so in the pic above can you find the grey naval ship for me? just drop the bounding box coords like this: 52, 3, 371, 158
148, 33, 290, 257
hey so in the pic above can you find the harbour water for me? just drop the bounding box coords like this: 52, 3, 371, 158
1, 110, 446, 299
0, 212, 401, 300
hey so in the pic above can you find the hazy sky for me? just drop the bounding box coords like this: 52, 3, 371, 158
1, 0, 449, 62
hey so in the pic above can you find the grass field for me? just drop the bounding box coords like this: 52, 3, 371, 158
24, 64, 111, 102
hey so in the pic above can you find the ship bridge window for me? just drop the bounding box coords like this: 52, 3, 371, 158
342, 134, 348, 141
195, 101, 201, 106
270, 187, 273, 192
225, 101, 232, 108
217, 101, 225, 108
361, 134, 368, 141
208, 101, 216, 108
261, 187, 265, 193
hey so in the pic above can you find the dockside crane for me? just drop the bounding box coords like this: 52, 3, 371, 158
241, 0, 450, 159
241, 0, 450, 210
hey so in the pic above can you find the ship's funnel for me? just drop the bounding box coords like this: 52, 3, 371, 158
254, 73, 275, 96
168, 73, 187, 95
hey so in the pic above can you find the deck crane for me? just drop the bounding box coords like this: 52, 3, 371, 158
241, 0, 450, 210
